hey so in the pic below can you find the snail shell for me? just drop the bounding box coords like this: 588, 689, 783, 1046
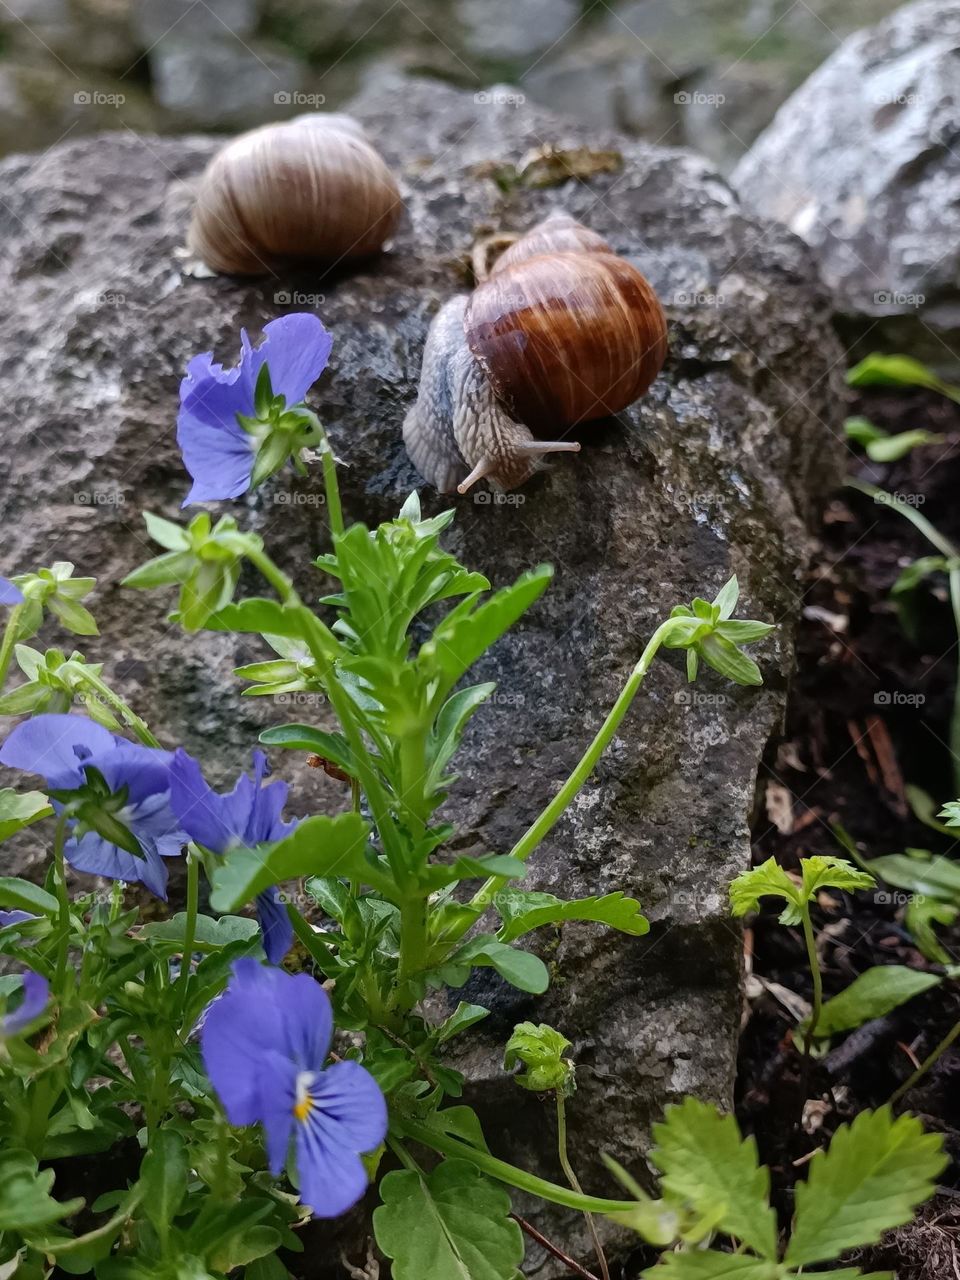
404, 212, 667, 493
188, 114, 402, 277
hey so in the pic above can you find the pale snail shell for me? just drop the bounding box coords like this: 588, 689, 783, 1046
403, 212, 668, 494
188, 114, 402, 277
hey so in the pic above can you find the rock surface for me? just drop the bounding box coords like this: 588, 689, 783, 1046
0, 79, 843, 1273
733, 0, 960, 364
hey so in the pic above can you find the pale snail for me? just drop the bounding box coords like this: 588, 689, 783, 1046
403, 212, 669, 494
188, 113, 402, 277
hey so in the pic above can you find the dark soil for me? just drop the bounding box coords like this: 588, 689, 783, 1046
735, 385, 960, 1277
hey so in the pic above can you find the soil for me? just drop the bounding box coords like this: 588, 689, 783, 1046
734, 384, 960, 1278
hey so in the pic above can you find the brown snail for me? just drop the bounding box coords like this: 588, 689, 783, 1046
188, 114, 402, 276
403, 212, 668, 494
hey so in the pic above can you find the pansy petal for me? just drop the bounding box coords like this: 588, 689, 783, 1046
240, 315, 333, 408
256, 888, 294, 965
310, 1060, 388, 1155
254, 1049, 297, 1175
0, 576, 23, 605
2, 971, 50, 1035
86, 743, 175, 808
296, 1125, 370, 1219
179, 351, 248, 427
66, 830, 169, 900
177, 408, 254, 506
0, 714, 114, 787
201, 965, 287, 1126
0, 910, 35, 928
168, 749, 254, 853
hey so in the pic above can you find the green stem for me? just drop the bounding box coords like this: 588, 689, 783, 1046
79, 671, 161, 747
395, 896, 428, 1008
557, 1092, 610, 1280
890, 1017, 960, 1107
800, 906, 823, 1054
387, 1136, 424, 1175
0, 604, 24, 689
949, 569, 960, 797
398, 1119, 637, 1214
246, 547, 301, 605
469, 619, 676, 915
176, 847, 200, 1021
52, 811, 72, 991
319, 435, 344, 539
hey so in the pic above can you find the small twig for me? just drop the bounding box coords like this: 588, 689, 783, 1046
510, 1213, 601, 1280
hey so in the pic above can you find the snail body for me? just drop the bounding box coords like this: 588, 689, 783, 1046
188, 114, 402, 277
404, 212, 668, 493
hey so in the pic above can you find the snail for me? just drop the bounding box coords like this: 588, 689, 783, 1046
403, 212, 668, 494
188, 114, 402, 276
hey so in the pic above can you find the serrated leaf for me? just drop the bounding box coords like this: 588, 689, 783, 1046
373, 1159, 523, 1280
202, 599, 307, 638
208, 813, 383, 912
729, 858, 798, 920
0, 1150, 84, 1231
495, 889, 649, 941
0, 791, 53, 843
802, 966, 941, 1039
650, 1098, 777, 1259
785, 1107, 947, 1266
800, 856, 874, 900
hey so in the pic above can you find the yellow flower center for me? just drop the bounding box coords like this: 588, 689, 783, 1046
293, 1070, 316, 1124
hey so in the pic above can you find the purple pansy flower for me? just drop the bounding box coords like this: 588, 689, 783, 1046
0, 577, 23, 605
201, 958, 386, 1217
2, 971, 49, 1035
177, 314, 333, 506
0, 714, 186, 899
169, 749, 296, 964
0, 910, 36, 928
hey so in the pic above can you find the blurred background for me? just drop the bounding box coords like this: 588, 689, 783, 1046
0, 0, 900, 174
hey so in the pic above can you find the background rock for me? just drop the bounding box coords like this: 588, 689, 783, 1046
0, 78, 843, 1273
0, 0, 905, 173
733, 0, 960, 367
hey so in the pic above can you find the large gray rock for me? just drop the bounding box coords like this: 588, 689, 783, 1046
733, 0, 960, 365
0, 78, 842, 1273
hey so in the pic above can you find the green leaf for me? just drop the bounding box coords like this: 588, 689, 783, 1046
425, 683, 496, 796
0, 875, 59, 916
802, 966, 942, 1040
120, 550, 195, 589
0, 1150, 84, 1231
864, 851, 960, 902
503, 1022, 574, 1094
203, 599, 307, 638
208, 813, 380, 912
800, 856, 875, 900
640, 1255, 779, 1280
785, 1106, 947, 1266
698, 634, 762, 686
421, 566, 553, 693
905, 896, 959, 964
650, 1098, 777, 1259
434, 1003, 491, 1045
847, 353, 960, 403
729, 857, 798, 920
139, 1130, 189, 1244
844, 415, 888, 446
143, 512, 190, 551
0, 790, 53, 843
373, 1159, 524, 1280
495, 889, 649, 942
712, 576, 739, 620
867, 430, 943, 462
139, 914, 260, 947
258, 724, 354, 776
440, 937, 549, 994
